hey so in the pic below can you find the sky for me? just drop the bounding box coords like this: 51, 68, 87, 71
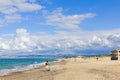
0, 0, 120, 56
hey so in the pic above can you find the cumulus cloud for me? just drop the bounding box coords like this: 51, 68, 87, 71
107, 33, 120, 48
0, 0, 42, 25
0, 28, 120, 54
9, 29, 38, 52
45, 8, 95, 30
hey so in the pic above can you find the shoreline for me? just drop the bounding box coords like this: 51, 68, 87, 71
0, 58, 61, 76
1, 57, 120, 80
0, 58, 66, 80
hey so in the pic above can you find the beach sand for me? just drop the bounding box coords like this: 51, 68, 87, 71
0, 57, 120, 80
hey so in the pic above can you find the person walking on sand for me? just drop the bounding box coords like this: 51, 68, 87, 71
96, 57, 99, 61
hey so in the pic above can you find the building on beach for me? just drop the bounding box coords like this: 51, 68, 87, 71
111, 50, 120, 60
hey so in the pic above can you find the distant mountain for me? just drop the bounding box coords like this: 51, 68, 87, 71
0, 49, 111, 58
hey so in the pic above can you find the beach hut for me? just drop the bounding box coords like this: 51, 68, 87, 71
111, 50, 120, 60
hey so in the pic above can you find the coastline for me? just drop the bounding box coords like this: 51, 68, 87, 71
0, 58, 66, 80
0, 58, 58, 76
1, 56, 120, 80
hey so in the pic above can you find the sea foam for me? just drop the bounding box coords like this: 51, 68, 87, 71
0, 62, 45, 76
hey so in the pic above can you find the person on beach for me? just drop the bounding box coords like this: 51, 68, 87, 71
96, 57, 99, 61
45, 61, 53, 72
45, 61, 49, 69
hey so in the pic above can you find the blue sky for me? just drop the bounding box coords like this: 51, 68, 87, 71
0, 0, 120, 55
0, 0, 120, 34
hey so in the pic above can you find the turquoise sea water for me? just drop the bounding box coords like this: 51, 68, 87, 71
0, 58, 57, 75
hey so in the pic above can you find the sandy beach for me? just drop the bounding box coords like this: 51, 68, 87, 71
0, 57, 120, 80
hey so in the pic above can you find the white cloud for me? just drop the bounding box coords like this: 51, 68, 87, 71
0, 14, 22, 24
45, 8, 95, 30
107, 33, 120, 47
10, 29, 37, 52
0, 0, 42, 25
0, 0, 42, 14
0, 28, 120, 54
17, 3, 42, 12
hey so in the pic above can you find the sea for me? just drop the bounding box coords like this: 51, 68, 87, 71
0, 58, 58, 75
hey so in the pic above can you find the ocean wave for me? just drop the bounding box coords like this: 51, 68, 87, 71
0, 62, 45, 76
0, 59, 59, 76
